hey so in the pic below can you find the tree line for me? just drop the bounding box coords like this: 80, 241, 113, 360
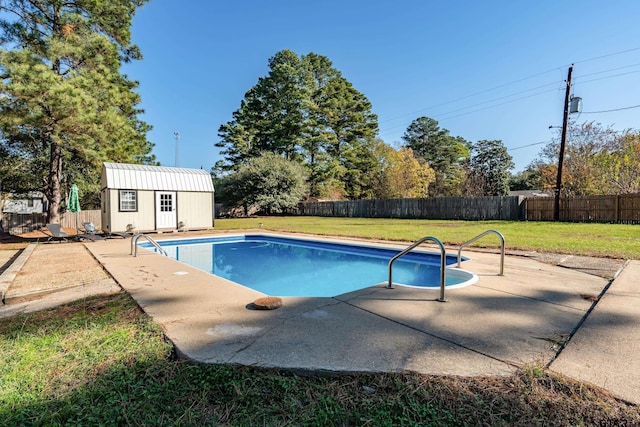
214, 49, 515, 214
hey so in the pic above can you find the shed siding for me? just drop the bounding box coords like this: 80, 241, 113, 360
101, 189, 109, 232
107, 189, 155, 233
177, 192, 214, 229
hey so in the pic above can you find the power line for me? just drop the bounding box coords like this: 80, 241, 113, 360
437, 88, 559, 121
382, 46, 640, 125
377, 46, 640, 138
575, 69, 640, 85
582, 104, 640, 114
378, 68, 561, 124
572, 46, 640, 66
437, 82, 560, 117
575, 61, 640, 79
508, 140, 550, 151
378, 86, 561, 138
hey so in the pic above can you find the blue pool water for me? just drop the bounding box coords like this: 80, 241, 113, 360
142, 234, 476, 297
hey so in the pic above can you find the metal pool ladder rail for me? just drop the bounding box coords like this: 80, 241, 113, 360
457, 229, 505, 276
131, 233, 168, 257
387, 236, 448, 302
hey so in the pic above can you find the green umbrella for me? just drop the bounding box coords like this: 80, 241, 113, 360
68, 184, 81, 230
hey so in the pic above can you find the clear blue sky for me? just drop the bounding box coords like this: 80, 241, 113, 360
123, 0, 640, 173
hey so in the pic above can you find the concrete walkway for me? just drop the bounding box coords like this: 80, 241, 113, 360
550, 260, 640, 404
80, 233, 638, 404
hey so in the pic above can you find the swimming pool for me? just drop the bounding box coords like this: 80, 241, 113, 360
141, 234, 478, 297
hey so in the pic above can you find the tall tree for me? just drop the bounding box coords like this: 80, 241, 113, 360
372, 142, 435, 199
0, 0, 153, 221
465, 140, 514, 196
592, 131, 640, 194
530, 121, 623, 196
401, 117, 469, 196
216, 49, 378, 199
216, 50, 310, 169
509, 168, 545, 191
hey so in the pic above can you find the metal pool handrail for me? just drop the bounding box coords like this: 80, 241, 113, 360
130, 233, 168, 257
387, 236, 448, 302
456, 229, 505, 275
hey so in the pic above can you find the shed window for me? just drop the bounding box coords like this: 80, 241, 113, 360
119, 190, 137, 212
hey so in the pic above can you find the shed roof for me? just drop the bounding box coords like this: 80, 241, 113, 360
102, 163, 214, 192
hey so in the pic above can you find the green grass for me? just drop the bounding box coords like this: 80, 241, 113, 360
214, 217, 640, 259
2, 218, 638, 424
2, 293, 638, 426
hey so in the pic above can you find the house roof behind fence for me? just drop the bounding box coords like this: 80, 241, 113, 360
102, 163, 214, 192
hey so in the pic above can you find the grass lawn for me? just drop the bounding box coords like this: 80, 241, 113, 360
215, 217, 640, 259
1, 217, 639, 425
2, 293, 638, 426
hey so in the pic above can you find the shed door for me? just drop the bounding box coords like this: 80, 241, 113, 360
156, 191, 176, 229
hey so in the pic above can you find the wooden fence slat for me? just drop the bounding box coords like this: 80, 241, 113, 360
2, 210, 102, 235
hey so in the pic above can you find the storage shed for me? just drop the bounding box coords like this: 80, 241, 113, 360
101, 162, 214, 234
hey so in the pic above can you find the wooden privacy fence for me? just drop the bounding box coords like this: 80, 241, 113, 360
292, 196, 525, 221
291, 194, 640, 223
525, 194, 640, 223
1, 210, 102, 235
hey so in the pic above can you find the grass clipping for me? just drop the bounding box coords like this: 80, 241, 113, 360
0, 293, 638, 426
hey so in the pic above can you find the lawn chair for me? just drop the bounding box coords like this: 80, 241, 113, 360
80, 221, 129, 239
45, 224, 69, 242
107, 231, 133, 239
83, 222, 97, 233
77, 222, 105, 242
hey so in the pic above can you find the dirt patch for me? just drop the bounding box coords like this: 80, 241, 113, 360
17, 227, 81, 239
6, 243, 111, 299
0, 228, 81, 249
0, 232, 29, 250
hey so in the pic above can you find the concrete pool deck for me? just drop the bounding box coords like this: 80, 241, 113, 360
1, 232, 638, 404
80, 232, 639, 404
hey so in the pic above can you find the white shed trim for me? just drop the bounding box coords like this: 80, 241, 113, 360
102, 162, 214, 192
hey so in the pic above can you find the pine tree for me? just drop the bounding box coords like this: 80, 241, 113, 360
466, 140, 514, 196
402, 117, 469, 196
216, 49, 378, 199
0, 0, 153, 220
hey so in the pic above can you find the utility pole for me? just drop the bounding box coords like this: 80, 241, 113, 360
174, 132, 180, 167
554, 65, 573, 221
